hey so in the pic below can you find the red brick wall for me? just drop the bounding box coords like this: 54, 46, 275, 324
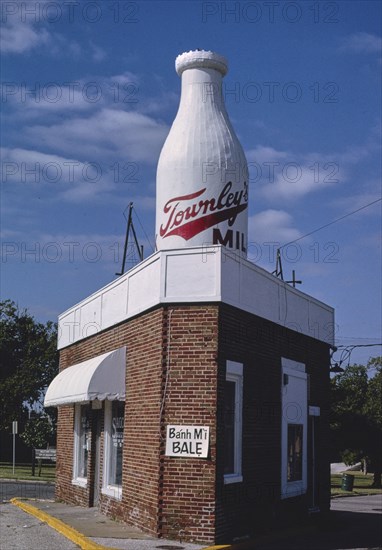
160, 306, 219, 543
215, 303, 331, 543
56, 404, 90, 506
57, 308, 165, 535
56, 305, 219, 543
119, 307, 164, 534
56, 301, 330, 544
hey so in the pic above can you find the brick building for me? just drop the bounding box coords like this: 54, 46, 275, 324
45, 49, 334, 545
45, 246, 334, 544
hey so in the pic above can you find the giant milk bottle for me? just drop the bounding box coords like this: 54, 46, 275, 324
155, 50, 249, 257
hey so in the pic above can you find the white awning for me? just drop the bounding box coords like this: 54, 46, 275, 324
44, 347, 126, 407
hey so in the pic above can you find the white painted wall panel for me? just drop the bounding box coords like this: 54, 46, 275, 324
80, 295, 102, 340
282, 289, 310, 336
74, 308, 81, 342
58, 310, 76, 349
101, 278, 129, 329
57, 246, 334, 349
164, 252, 217, 299
239, 263, 280, 319
309, 300, 336, 343
221, 253, 241, 305
127, 257, 160, 316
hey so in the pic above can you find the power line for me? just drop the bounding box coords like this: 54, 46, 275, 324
336, 336, 381, 341
335, 343, 382, 349
280, 197, 381, 249
331, 343, 381, 372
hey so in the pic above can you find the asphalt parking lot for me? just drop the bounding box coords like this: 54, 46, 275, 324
246, 495, 382, 550
1, 480, 381, 550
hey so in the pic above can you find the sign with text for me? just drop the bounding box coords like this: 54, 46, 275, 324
35, 449, 57, 461
165, 425, 210, 458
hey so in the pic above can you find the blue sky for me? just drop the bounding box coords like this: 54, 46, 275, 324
1, 0, 381, 367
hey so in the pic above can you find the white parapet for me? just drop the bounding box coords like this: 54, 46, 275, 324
58, 245, 334, 350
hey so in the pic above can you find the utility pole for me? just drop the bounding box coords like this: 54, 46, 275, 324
116, 203, 144, 276
12, 421, 18, 475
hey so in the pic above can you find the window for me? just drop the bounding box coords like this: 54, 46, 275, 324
109, 401, 124, 486
224, 361, 243, 484
224, 380, 236, 475
73, 404, 91, 486
287, 424, 303, 482
281, 358, 307, 498
103, 400, 125, 499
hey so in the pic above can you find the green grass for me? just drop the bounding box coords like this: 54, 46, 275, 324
331, 472, 382, 498
1, 464, 380, 495
0, 462, 55, 482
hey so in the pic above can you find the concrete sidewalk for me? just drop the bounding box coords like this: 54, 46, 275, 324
11, 498, 207, 550
10, 494, 382, 550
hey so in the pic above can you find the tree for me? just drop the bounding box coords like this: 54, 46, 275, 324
330, 357, 382, 487
20, 415, 56, 449
0, 300, 58, 434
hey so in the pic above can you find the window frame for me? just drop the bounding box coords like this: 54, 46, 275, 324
72, 403, 90, 488
224, 360, 243, 485
281, 358, 308, 499
102, 400, 125, 500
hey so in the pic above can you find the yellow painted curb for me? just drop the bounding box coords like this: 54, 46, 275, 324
201, 546, 231, 550
10, 498, 117, 550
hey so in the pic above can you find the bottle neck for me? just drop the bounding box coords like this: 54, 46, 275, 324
178, 67, 225, 111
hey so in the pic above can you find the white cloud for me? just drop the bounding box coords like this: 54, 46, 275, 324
3, 72, 141, 119
262, 163, 342, 200
1, 20, 50, 54
1, 147, 115, 201
246, 145, 345, 201
337, 139, 380, 165
1, 227, 154, 272
0, 1, 106, 62
23, 108, 169, 163
0, 0, 52, 54
110, 71, 139, 86
90, 42, 107, 62
246, 128, 379, 203
139, 91, 179, 115
248, 209, 302, 245
1, 147, 159, 207
339, 32, 382, 54
3, 84, 100, 116
246, 146, 289, 164
132, 195, 156, 211
331, 189, 382, 215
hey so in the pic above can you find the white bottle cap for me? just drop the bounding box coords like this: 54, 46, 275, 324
175, 49, 228, 76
